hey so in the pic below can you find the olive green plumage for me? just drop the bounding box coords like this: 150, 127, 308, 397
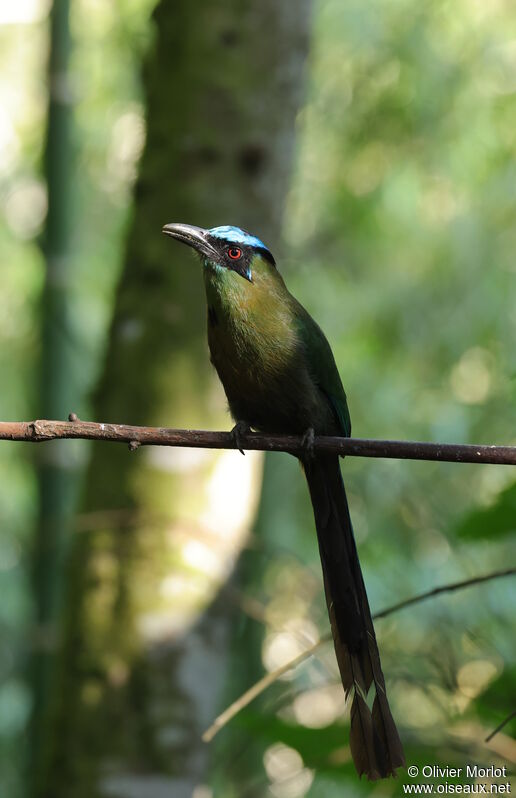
163, 223, 405, 780
204, 255, 351, 437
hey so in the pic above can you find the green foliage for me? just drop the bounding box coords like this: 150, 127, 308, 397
476, 667, 516, 739
0, 2, 154, 796
1, 0, 515, 795
245, 0, 516, 793
457, 483, 516, 540
237, 711, 357, 780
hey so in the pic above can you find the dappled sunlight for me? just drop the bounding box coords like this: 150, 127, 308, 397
145, 445, 211, 474
182, 538, 227, 578
395, 684, 448, 729
418, 175, 465, 226
104, 106, 146, 198
201, 449, 263, 540
0, 107, 20, 176
4, 178, 47, 239
264, 743, 314, 798
457, 659, 502, 700
450, 348, 495, 405
136, 449, 263, 643
1, 0, 515, 793
192, 786, 213, 798
264, 593, 314, 629
262, 620, 320, 677
292, 685, 346, 729
0, 0, 50, 25
476, 464, 516, 505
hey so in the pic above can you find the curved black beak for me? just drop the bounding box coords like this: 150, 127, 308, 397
162, 222, 219, 261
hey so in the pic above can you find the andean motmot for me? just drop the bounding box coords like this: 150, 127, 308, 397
162, 222, 405, 780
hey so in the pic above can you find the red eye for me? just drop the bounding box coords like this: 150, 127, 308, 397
227, 247, 242, 260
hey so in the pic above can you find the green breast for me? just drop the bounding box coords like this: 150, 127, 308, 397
203, 261, 308, 429
205, 265, 299, 388
202, 260, 342, 435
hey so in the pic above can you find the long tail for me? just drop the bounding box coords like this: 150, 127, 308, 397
303, 453, 405, 780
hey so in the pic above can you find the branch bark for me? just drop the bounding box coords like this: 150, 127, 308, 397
1, 418, 516, 465
485, 709, 516, 743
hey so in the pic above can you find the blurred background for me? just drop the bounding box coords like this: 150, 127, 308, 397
0, 0, 515, 796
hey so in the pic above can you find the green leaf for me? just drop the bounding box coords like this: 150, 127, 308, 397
475, 667, 516, 739
456, 484, 516, 540
235, 711, 356, 779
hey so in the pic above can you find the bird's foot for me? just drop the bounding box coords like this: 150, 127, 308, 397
231, 421, 251, 456
301, 427, 316, 459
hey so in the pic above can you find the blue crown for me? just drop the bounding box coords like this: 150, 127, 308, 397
208, 225, 269, 251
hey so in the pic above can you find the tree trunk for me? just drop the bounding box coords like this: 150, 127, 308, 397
30, 0, 82, 782
34, 2, 311, 796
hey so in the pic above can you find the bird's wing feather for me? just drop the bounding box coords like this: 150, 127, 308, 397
292, 299, 351, 436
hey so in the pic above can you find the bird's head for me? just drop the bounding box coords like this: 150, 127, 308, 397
162, 223, 275, 284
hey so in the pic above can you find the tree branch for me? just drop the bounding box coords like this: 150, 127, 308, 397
485, 709, 516, 743
373, 567, 516, 620
3, 418, 514, 739
1, 418, 516, 465
202, 567, 516, 743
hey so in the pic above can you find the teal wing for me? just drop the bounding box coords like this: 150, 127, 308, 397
293, 299, 351, 437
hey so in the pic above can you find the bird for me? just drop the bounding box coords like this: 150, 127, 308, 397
162, 222, 405, 780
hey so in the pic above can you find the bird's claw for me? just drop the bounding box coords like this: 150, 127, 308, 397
231, 421, 251, 455
301, 427, 316, 459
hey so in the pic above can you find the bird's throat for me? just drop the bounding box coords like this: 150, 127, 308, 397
203, 260, 254, 322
